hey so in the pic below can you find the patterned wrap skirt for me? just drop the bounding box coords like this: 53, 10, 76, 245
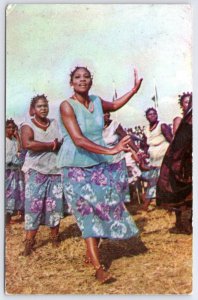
24, 169, 64, 230
5, 168, 25, 214
62, 159, 139, 239
141, 168, 160, 200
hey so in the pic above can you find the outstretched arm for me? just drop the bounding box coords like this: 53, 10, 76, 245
101, 68, 143, 112
60, 100, 131, 155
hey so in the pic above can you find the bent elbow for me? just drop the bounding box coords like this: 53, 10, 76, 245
22, 141, 32, 150
73, 137, 85, 148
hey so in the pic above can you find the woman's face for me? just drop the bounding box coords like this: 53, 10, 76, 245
70, 68, 92, 93
181, 96, 190, 112
146, 110, 158, 123
6, 123, 15, 138
33, 98, 49, 119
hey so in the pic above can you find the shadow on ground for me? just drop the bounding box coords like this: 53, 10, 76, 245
100, 235, 148, 269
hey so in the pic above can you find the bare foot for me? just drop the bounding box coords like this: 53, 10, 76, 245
95, 266, 114, 284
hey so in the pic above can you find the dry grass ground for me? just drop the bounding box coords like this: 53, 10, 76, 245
5, 204, 192, 295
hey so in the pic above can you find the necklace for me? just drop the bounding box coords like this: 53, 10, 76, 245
73, 95, 94, 113
33, 117, 50, 129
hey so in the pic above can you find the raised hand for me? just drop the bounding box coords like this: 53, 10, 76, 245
132, 68, 143, 94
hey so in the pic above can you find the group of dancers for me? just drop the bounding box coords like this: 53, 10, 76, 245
6, 66, 192, 284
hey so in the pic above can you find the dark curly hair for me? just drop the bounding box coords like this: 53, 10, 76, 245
69, 66, 93, 83
145, 107, 157, 117
29, 94, 48, 116
6, 118, 16, 127
178, 92, 192, 108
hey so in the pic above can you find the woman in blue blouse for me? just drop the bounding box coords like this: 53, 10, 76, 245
57, 66, 143, 284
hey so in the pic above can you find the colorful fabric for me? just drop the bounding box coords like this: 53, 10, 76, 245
24, 169, 63, 230
57, 95, 113, 168
5, 168, 25, 214
141, 168, 160, 200
62, 160, 139, 239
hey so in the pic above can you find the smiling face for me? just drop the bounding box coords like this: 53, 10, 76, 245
32, 98, 49, 119
70, 67, 92, 94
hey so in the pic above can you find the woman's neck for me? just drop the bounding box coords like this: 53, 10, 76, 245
73, 93, 91, 110
73, 92, 89, 103
34, 116, 48, 125
149, 120, 159, 131
32, 116, 50, 130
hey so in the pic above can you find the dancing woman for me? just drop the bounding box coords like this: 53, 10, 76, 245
21, 94, 63, 256
57, 66, 143, 283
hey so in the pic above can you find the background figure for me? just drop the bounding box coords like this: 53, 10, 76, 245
125, 151, 142, 205
21, 94, 63, 256
57, 66, 142, 284
157, 95, 192, 234
103, 112, 140, 203
125, 152, 141, 185
173, 92, 192, 135
6, 119, 25, 224
140, 108, 173, 211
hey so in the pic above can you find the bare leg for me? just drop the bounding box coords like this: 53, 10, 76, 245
50, 224, 59, 237
85, 237, 113, 284
50, 224, 61, 247
175, 210, 182, 228
26, 229, 37, 240
141, 193, 150, 211
84, 238, 100, 264
5, 213, 11, 225
22, 229, 37, 256
85, 237, 100, 268
17, 210, 25, 222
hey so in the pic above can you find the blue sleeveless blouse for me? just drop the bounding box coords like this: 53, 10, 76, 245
57, 95, 113, 168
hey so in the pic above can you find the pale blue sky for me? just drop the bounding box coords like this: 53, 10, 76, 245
6, 4, 192, 127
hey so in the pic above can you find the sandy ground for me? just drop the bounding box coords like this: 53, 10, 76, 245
5, 204, 192, 295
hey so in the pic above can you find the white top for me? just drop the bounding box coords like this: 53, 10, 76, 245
145, 121, 170, 167
21, 119, 62, 174
125, 152, 136, 167
102, 120, 124, 163
6, 137, 19, 166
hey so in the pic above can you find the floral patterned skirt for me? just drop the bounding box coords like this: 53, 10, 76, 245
24, 169, 64, 230
5, 168, 25, 214
141, 168, 160, 200
62, 159, 139, 239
